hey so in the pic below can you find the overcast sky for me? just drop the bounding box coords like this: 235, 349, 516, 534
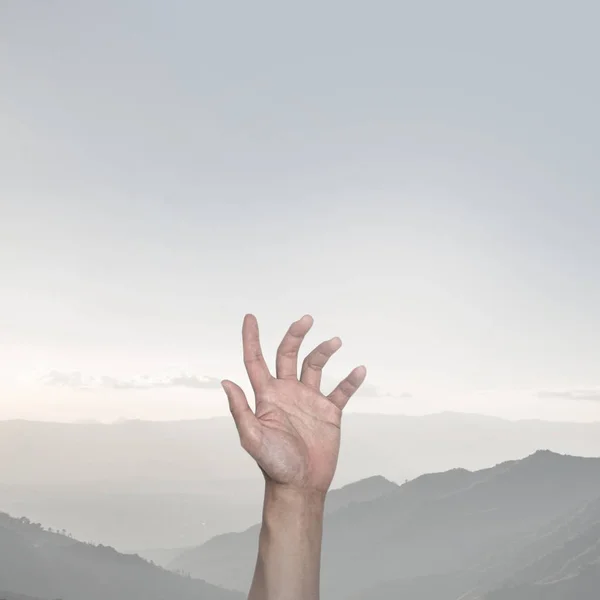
1, 1, 599, 422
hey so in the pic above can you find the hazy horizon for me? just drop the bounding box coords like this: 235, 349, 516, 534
2, 409, 600, 426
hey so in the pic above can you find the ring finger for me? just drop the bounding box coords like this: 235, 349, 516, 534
300, 336, 342, 389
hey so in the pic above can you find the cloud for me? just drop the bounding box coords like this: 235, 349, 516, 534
40, 371, 88, 389
39, 370, 409, 399
351, 381, 383, 397
358, 385, 412, 400
538, 389, 600, 402
40, 370, 223, 391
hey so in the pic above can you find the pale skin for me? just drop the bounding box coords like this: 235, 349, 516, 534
221, 314, 367, 600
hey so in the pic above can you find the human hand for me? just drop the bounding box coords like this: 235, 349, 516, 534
222, 314, 367, 496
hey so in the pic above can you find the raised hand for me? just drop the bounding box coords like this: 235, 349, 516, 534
222, 314, 367, 495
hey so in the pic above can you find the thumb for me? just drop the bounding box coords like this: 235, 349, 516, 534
221, 380, 261, 454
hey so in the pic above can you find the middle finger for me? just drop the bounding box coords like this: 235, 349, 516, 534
275, 315, 314, 379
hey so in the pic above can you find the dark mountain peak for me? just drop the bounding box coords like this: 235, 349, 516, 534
526, 449, 565, 460
414, 466, 472, 479
516, 449, 593, 470
337, 474, 397, 492
401, 466, 475, 494
486, 450, 590, 477
325, 475, 399, 514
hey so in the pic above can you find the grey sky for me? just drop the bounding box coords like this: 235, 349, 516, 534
1, 1, 599, 421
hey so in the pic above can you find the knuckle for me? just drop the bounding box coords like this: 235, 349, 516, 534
244, 352, 262, 364
302, 355, 323, 372
339, 380, 356, 396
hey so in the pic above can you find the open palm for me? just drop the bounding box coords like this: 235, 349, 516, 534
222, 314, 367, 494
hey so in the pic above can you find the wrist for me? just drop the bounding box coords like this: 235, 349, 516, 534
263, 482, 326, 518
251, 482, 325, 600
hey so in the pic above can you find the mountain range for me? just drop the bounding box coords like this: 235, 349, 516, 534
3, 413, 600, 553
4, 415, 600, 598
3, 449, 600, 598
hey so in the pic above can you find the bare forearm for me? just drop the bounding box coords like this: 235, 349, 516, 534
248, 483, 326, 600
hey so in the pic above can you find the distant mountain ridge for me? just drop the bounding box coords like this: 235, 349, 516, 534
4, 414, 600, 552
3, 414, 600, 488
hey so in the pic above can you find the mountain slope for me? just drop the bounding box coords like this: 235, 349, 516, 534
485, 563, 600, 600
323, 451, 600, 597
353, 455, 600, 600
0, 512, 242, 600
352, 509, 600, 600
478, 495, 600, 599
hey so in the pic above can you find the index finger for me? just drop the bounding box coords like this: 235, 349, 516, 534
242, 314, 273, 393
